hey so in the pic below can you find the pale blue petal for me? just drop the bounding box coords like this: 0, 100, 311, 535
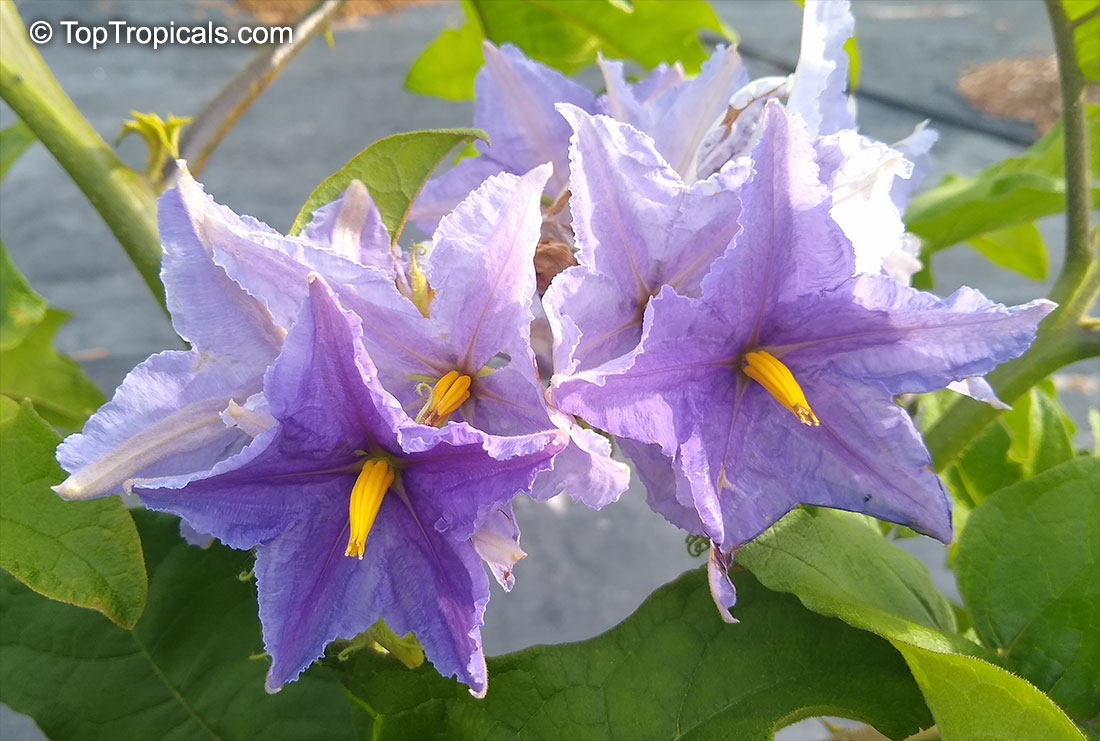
787, 0, 856, 136
426, 164, 552, 370
54, 349, 257, 500
301, 180, 395, 273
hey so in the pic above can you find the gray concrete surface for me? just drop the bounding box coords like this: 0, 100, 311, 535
1, 1, 1094, 739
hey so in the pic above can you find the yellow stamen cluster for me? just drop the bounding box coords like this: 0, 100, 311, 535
345, 459, 394, 559
742, 350, 819, 426
419, 371, 472, 427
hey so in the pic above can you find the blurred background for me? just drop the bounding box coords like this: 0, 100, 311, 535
2, 1, 1095, 738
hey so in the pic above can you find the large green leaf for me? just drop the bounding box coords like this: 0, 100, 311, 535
895, 642, 1089, 741
0, 307, 103, 430
956, 457, 1100, 721
0, 396, 145, 628
0, 510, 356, 741
0, 117, 34, 180
290, 128, 486, 243
1063, 1, 1100, 80
906, 104, 1100, 287
735, 506, 1090, 739
737, 508, 960, 642
406, 0, 734, 101
335, 569, 931, 740
0, 240, 46, 351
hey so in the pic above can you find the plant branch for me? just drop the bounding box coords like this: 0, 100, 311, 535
165, 0, 346, 186
0, 0, 165, 310
925, 0, 1099, 470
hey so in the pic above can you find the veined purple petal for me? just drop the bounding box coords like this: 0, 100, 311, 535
552, 287, 733, 457
787, 0, 856, 137
769, 273, 1057, 395
411, 155, 507, 232
54, 349, 257, 500
543, 265, 645, 375
135, 425, 346, 550
617, 438, 706, 536
426, 164, 552, 370
365, 491, 491, 697
300, 180, 395, 273
527, 420, 631, 508
947, 376, 1010, 410
475, 42, 596, 198
700, 102, 854, 337
552, 106, 742, 371
399, 419, 566, 542
160, 169, 284, 365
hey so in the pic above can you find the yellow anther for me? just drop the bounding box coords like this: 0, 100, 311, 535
345, 459, 394, 559
742, 350, 820, 427
419, 370, 472, 427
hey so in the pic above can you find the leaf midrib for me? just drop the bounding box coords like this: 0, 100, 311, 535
128, 628, 223, 741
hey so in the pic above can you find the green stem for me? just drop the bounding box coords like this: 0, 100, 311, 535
926, 0, 1099, 471
0, 0, 165, 310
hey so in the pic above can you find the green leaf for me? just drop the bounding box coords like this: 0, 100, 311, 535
734, 505, 1092, 738
0, 510, 356, 741
290, 128, 486, 244
0, 307, 104, 430
906, 104, 1100, 286
0, 117, 34, 180
0, 396, 145, 628
405, 0, 734, 101
736, 508, 964, 648
1064, 1, 1100, 80
894, 643, 1089, 741
966, 221, 1047, 280
334, 569, 931, 740
404, 0, 486, 100
956, 457, 1100, 721
0, 239, 46, 351
1000, 382, 1076, 476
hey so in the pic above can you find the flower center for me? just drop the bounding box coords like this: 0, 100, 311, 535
741, 350, 819, 427
418, 370, 472, 427
345, 458, 394, 559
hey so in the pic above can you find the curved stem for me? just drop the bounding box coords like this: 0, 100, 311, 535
165, 0, 346, 185
0, 0, 165, 310
927, 0, 1098, 470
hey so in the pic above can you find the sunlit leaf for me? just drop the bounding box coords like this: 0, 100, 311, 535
0, 396, 145, 628
0, 240, 46, 351
290, 128, 486, 244
405, 0, 734, 101
966, 221, 1047, 280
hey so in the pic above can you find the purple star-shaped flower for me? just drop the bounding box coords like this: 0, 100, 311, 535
136, 276, 566, 694
551, 103, 1055, 618
53, 166, 398, 502
207, 163, 630, 509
